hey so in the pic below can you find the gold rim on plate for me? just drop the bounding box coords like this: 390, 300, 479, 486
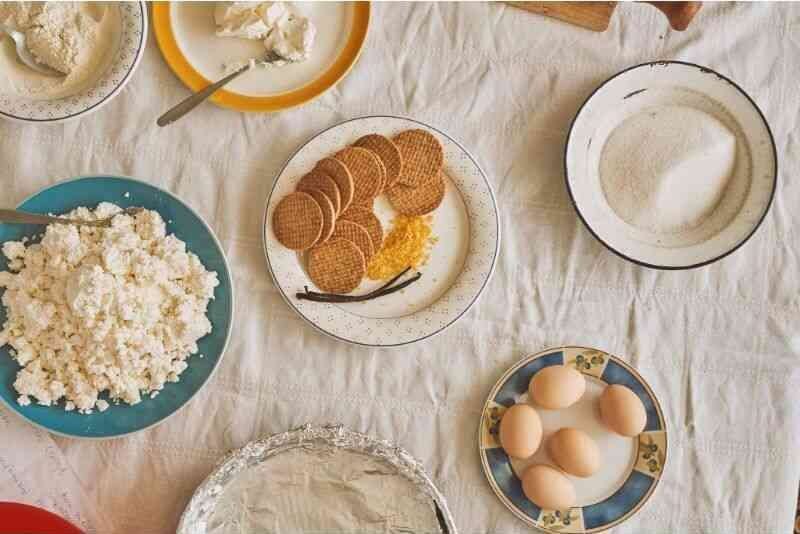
152, 1, 370, 112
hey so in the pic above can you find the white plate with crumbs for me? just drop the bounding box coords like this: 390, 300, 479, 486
262, 116, 500, 347
565, 61, 777, 269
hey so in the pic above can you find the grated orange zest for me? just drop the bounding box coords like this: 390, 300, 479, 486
367, 215, 436, 280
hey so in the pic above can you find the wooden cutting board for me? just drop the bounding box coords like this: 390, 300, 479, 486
507, 1, 702, 32
507, 2, 618, 32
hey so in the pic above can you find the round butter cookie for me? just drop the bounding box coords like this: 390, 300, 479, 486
340, 206, 383, 252
393, 129, 443, 188
297, 169, 342, 216
387, 171, 446, 216
355, 133, 403, 189
272, 192, 323, 250
335, 146, 385, 206
307, 239, 366, 294
331, 219, 375, 264
315, 157, 354, 213
304, 188, 336, 245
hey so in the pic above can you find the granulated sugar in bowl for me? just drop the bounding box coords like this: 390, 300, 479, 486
565, 61, 777, 269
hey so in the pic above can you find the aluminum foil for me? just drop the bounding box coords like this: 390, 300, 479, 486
178, 424, 457, 534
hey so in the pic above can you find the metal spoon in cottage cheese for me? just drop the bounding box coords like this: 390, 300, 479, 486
0, 23, 65, 77
0, 207, 143, 228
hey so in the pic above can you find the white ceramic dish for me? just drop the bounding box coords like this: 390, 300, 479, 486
263, 116, 500, 347
154, 1, 369, 112
565, 61, 777, 269
479, 347, 667, 533
0, 2, 147, 124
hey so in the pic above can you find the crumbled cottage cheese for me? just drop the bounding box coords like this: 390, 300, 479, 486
0, 203, 219, 414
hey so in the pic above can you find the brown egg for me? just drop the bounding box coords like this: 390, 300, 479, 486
499, 404, 542, 459
521, 464, 576, 510
599, 384, 647, 437
548, 428, 601, 478
529, 365, 586, 409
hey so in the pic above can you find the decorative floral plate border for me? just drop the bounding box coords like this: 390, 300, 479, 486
479, 346, 667, 533
262, 115, 500, 347
0, 2, 147, 123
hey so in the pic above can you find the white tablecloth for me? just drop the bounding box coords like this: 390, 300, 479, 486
1, 2, 799, 533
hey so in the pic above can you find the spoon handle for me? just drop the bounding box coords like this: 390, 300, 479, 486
157, 64, 250, 127
0, 209, 105, 227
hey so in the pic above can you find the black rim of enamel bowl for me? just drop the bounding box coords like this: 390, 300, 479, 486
563, 60, 778, 270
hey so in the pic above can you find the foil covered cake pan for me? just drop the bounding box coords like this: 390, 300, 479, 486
178, 424, 457, 533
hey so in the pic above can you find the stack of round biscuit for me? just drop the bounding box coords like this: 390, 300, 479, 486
272, 129, 447, 294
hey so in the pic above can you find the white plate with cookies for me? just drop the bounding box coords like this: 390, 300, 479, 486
262, 115, 499, 347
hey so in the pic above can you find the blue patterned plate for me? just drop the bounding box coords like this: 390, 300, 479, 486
479, 346, 667, 533
0, 176, 234, 439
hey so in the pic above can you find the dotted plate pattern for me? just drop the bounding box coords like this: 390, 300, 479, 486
262, 116, 500, 347
0, 2, 147, 123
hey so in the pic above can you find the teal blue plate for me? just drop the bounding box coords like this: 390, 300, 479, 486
0, 176, 234, 439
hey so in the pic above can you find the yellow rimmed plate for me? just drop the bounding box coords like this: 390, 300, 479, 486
152, 1, 370, 112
